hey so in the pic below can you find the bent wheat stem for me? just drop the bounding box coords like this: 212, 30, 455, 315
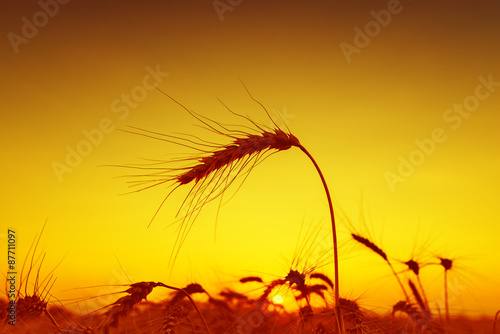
118, 88, 345, 333
298, 144, 344, 334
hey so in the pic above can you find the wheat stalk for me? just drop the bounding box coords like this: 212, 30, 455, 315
118, 86, 345, 333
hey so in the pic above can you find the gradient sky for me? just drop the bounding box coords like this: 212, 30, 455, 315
1, 0, 499, 317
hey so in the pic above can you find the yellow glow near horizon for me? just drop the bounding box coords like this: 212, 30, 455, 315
273, 295, 283, 305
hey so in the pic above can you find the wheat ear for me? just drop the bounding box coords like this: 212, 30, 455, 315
408, 280, 430, 318
122, 87, 345, 333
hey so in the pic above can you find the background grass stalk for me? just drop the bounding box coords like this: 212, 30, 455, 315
298, 145, 344, 334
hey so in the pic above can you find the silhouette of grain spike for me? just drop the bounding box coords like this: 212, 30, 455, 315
351, 233, 409, 302
98, 281, 160, 333
439, 257, 452, 271
404, 259, 430, 311
240, 276, 263, 284
351, 233, 387, 261
310, 273, 334, 289
122, 86, 345, 333
408, 280, 430, 318
169, 283, 206, 305
404, 259, 420, 275
176, 129, 300, 186
98, 281, 211, 334
285, 269, 306, 288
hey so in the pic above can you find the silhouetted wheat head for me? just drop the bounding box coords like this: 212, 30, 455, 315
118, 86, 345, 332
119, 89, 301, 269
97, 281, 161, 333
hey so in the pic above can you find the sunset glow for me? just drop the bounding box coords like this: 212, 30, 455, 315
2, 1, 500, 333
273, 295, 283, 305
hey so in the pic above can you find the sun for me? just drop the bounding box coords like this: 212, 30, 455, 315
272, 294, 283, 304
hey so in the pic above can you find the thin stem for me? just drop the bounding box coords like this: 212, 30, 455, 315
387, 261, 410, 302
444, 269, 449, 323
298, 145, 344, 334
417, 275, 430, 311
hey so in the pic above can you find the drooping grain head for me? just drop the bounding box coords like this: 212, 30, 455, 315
351, 233, 388, 261
240, 276, 263, 284
408, 280, 427, 315
439, 257, 453, 271
183, 283, 206, 295
285, 269, 306, 288
405, 259, 420, 275
98, 281, 161, 332
310, 273, 334, 289
169, 283, 207, 305
177, 130, 301, 186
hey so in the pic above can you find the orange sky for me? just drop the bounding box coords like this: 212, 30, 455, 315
1, 0, 499, 317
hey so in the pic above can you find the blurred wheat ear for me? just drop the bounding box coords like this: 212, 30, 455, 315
117, 85, 345, 333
